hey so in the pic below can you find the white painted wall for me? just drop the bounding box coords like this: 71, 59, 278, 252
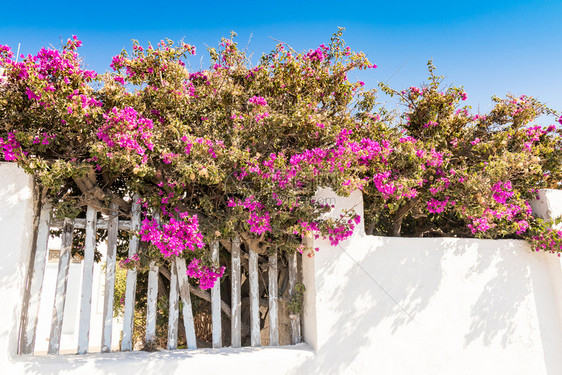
302, 189, 562, 375
0, 163, 35, 364
530, 189, 562, 344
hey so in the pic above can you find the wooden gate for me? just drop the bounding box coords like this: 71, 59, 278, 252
17, 198, 302, 355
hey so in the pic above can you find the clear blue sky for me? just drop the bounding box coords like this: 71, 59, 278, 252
1, 0, 561, 121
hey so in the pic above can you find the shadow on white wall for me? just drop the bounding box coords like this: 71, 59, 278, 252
296, 189, 562, 375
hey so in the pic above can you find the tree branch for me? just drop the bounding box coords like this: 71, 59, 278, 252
392, 198, 419, 236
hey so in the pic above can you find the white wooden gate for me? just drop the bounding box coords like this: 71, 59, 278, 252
18, 200, 302, 355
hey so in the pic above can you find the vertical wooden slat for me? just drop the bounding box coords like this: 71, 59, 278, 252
211, 240, 222, 348
145, 211, 161, 347
146, 211, 161, 347
145, 261, 158, 347
230, 236, 242, 348
47, 218, 74, 355
77, 205, 97, 354
268, 253, 279, 346
249, 247, 261, 347
167, 259, 179, 350
19, 202, 51, 355
288, 252, 302, 345
175, 257, 197, 349
101, 203, 118, 353
121, 194, 141, 351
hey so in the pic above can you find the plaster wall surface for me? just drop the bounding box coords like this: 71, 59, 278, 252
301, 188, 562, 375
0, 163, 35, 363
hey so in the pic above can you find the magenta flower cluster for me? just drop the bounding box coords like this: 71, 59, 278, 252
140, 211, 205, 257
97, 107, 155, 160
228, 196, 272, 235
532, 229, 562, 256
0, 132, 21, 161
248, 96, 268, 106
296, 214, 360, 248
491, 181, 514, 204
186, 258, 226, 290
466, 182, 532, 236
304, 44, 329, 62
138, 207, 222, 288
427, 197, 452, 214
1, 37, 95, 88
468, 216, 494, 234
325, 215, 361, 246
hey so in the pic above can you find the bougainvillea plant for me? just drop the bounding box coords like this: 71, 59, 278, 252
1, 29, 561, 302
356, 61, 562, 255
0, 30, 374, 291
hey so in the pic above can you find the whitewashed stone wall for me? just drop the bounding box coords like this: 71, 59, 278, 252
302, 188, 562, 374
0, 163, 35, 362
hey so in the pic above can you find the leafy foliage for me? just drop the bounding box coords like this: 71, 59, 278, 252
1, 30, 561, 289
